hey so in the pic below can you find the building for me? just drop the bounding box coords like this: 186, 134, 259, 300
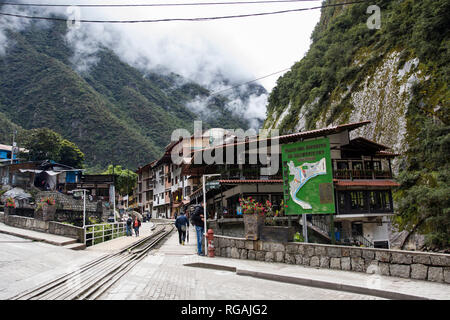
0, 143, 27, 164
181, 120, 398, 248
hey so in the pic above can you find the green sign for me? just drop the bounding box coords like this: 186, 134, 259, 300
281, 137, 335, 215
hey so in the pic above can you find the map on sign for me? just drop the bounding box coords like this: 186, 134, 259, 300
287, 158, 327, 209
281, 137, 335, 215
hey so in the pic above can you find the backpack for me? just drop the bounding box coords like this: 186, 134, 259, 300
134, 220, 139, 227
180, 224, 187, 232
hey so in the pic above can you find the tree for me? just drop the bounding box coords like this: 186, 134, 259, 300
103, 165, 137, 196
394, 118, 450, 250
20, 128, 85, 168
59, 139, 85, 168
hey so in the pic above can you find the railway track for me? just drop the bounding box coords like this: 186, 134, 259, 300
10, 223, 174, 300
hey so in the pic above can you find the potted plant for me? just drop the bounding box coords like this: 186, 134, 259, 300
240, 197, 266, 240
35, 196, 57, 221
260, 200, 296, 243
5, 197, 16, 216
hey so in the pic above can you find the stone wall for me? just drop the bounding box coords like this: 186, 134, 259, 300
213, 235, 450, 284
4, 215, 84, 242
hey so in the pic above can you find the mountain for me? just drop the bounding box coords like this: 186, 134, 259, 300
264, 0, 448, 167
0, 19, 260, 170
263, 0, 449, 250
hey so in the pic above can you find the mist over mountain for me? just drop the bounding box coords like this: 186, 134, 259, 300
0, 5, 268, 170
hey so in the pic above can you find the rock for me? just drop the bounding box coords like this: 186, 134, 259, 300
411, 264, 428, 280
231, 247, 240, 259
315, 246, 326, 256
310, 256, 320, 267
320, 256, 330, 268
294, 254, 303, 265
271, 243, 285, 252
430, 255, 450, 267
444, 268, 450, 284
412, 254, 431, 265
275, 251, 284, 263
245, 241, 254, 250
427, 267, 444, 283
351, 257, 365, 272
248, 250, 256, 260
362, 249, 375, 260
330, 258, 341, 269
240, 249, 248, 260
285, 253, 295, 264
236, 240, 245, 249
302, 257, 310, 265
389, 264, 411, 279
265, 252, 274, 262
379, 262, 390, 276
286, 244, 299, 254
305, 245, 315, 257
256, 251, 265, 261
375, 251, 390, 262
391, 252, 412, 264
327, 247, 341, 258
341, 257, 351, 271
350, 248, 362, 257
297, 245, 305, 255
341, 248, 351, 257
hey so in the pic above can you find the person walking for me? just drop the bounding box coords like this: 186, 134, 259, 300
133, 216, 141, 237
191, 203, 205, 256
126, 215, 133, 236
175, 211, 189, 245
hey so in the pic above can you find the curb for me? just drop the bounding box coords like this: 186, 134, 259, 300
0, 229, 75, 246
184, 262, 430, 300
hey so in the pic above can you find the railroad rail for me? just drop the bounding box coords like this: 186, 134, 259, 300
10, 223, 174, 300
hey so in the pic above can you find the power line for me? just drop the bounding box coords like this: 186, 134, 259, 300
0, 0, 323, 7
210, 67, 291, 96
0, 1, 369, 23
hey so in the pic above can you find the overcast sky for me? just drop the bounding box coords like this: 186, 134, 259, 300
1, 0, 322, 91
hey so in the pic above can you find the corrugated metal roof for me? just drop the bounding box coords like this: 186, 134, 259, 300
218, 179, 283, 184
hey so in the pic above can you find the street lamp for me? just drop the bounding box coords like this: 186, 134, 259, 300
73, 189, 88, 228
202, 173, 221, 255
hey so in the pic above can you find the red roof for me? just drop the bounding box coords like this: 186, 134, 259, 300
219, 179, 283, 184
334, 180, 400, 187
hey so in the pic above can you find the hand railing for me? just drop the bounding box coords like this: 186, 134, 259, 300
84, 222, 126, 247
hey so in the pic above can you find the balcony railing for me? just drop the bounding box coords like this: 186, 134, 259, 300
333, 169, 392, 180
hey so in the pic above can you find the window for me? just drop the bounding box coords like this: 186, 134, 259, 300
350, 191, 365, 211
337, 161, 349, 170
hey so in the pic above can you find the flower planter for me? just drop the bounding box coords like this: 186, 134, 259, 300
35, 204, 56, 221
243, 214, 264, 240
260, 226, 296, 243
5, 207, 15, 216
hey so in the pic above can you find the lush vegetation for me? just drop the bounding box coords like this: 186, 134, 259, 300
103, 165, 138, 196
264, 0, 449, 250
0, 20, 250, 170
19, 128, 85, 168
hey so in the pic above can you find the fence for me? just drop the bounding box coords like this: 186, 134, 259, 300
84, 222, 126, 247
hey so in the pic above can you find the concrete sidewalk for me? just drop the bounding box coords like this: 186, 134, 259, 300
0, 222, 80, 248
183, 253, 450, 300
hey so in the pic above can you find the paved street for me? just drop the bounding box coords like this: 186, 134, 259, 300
98, 225, 383, 300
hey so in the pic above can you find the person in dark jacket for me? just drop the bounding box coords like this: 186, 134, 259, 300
175, 211, 189, 245
191, 204, 205, 255
126, 216, 133, 236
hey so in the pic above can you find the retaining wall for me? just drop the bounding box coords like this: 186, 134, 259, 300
213, 235, 450, 284
4, 214, 84, 242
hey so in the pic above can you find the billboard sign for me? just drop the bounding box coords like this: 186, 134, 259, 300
281, 137, 335, 215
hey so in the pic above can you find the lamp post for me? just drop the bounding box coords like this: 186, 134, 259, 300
73, 189, 88, 228
202, 173, 221, 255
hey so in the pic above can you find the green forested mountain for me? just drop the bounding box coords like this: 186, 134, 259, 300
264, 0, 449, 250
0, 20, 253, 171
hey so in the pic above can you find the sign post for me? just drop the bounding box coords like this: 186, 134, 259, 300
281, 137, 336, 241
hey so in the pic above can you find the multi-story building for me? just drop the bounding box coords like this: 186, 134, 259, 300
182, 120, 399, 248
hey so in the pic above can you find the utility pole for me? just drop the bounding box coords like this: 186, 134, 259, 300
11, 130, 17, 164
